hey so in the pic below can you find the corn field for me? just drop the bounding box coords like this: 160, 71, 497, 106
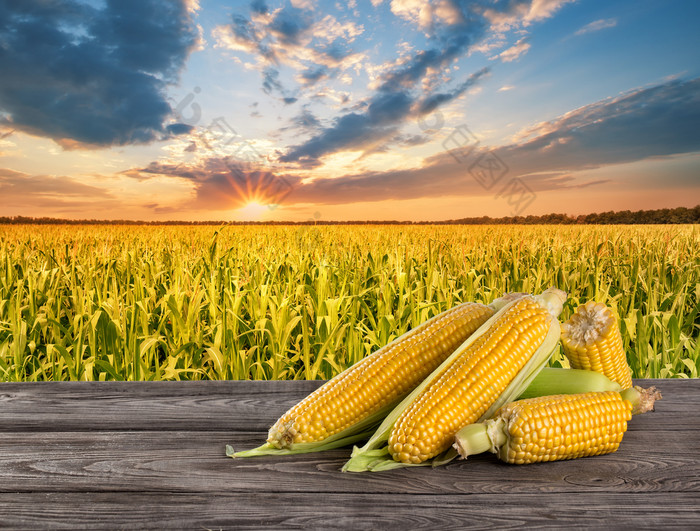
0, 224, 698, 382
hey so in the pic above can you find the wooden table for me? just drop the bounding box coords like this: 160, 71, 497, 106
0, 379, 697, 529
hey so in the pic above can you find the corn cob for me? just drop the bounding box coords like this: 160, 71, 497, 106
343, 287, 567, 472
454, 386, 660, 464
561, 302, 633, 389
230, 298, 503, 458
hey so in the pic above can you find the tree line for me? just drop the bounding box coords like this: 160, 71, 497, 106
0, 205, 698, 225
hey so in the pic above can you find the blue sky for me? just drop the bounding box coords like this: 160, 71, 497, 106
0, 0, 698, 221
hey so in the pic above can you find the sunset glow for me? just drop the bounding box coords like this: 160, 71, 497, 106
237, 201, 268, 221
0, 1, 698, 221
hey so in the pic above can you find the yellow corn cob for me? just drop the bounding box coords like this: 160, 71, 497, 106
455, 391, 633, 464
387, 296, 555, 464
267, 302, 494, 448
231, 300, 500, 458
343, 288, 567, 472
561, 302, 633, 389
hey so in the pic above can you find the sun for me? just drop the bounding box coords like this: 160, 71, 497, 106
237, 200, 268, 220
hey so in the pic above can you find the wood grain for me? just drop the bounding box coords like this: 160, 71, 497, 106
0, 429, 697, 495
0, 378, 697, 529
0, 379, 688, 432
2, 492, 700, 530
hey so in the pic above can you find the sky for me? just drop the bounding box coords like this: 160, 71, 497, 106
0, 0, 698, 222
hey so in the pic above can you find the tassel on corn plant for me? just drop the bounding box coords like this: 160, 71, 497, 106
454, 387, 661, 464
228, 295, 519, 458
561, 302, 633, 389
342, 287, 567, 472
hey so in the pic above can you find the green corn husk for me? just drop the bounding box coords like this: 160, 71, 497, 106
517, 367, 623, 399
518, 367, 661, 413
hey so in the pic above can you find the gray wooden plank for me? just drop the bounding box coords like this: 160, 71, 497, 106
0, 379, 688, 432
1, 492, 699, 530
0, 429, 697, 495
0, 380, 323, 432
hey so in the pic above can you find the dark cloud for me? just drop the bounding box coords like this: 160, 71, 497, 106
229, 13, 275, 61
278, 92, 415, 164
293, 108, 322, 129
268, 5, 314, 46
277, 2, 500, 166
261, 67, 298, 104
284, 77, 700, 203
250, 0, 268, 15
166, 123, 195, 136
122, 77, 700, 210
493, 77, 700, 175
376, 1, 490, 92
219, 1, 358, 95
0, 0, 199, 147
274, 107, 322, 138
127, 158, 294, 210
416, 67, 490, 115
394, 134, 432, 147
279, 67, 489, 165
321, 41, 355, 63
262, 68, 284, 95
299, 66, 329, 85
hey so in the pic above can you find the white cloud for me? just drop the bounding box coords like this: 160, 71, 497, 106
484, 0, 575, 31
575, 18, 617, 36
493, 38, 530, 62
212, 10, 365, 82
291, 0, 315, 9
390, 0, 462, 30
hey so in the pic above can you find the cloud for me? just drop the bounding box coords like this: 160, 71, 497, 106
279, 91, 415, 165
276, 1, 575, 167
500, 77, 700, 172
280, 16, 501, 165
292, 108, 322, 130
483, 0, 576, 31
250, 0, 269, 15
390, 0, 463, 30
278, 1, 501, 165
285, 76, 700, 203
268, 5, 315, 46
575, 18, 617, 36
493, 38, 530, 63
121, 76, 700, 211
416, 67, 490, 115
214, 2, 365, 95
0, 1, 199, 147
0, 168, 116, 210
298, 66, 329, 85
125, 157, 295, 211
213, 1, 573, 169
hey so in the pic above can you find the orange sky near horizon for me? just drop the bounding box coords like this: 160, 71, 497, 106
1, 0, 699, 222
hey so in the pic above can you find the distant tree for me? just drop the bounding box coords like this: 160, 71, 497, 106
1, 205, 698, 226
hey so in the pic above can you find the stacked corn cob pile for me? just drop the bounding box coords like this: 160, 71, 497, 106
228, 289, 660, 471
